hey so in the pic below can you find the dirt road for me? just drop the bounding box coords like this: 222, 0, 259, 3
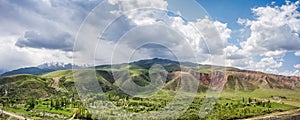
0, 109, 27, 120
244, 108, 300, 120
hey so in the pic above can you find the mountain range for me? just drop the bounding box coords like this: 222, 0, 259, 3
0, 62, 85, 77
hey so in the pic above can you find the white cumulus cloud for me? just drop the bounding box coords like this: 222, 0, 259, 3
76, 0, 231, 66
239, 1, 300, 56
255, 57, 283, 69
295, 51, 300, 56
228, 1, 300, 76
294, 64, 300, 69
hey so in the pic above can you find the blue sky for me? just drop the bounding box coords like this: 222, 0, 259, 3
0, 0, 300, 76
194, 0, 300, 74
196, 0, 289, 29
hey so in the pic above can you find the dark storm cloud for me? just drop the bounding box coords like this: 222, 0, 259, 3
0, 0, 103, 51
101, 15, 136, 41
16, 31, 74, 51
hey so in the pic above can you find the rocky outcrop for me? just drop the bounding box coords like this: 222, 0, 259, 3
166, 69, 300, 92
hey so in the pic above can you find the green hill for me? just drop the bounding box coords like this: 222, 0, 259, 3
0, 74, 55, 99
1, 58, 300, 100
1, 58, 300, 119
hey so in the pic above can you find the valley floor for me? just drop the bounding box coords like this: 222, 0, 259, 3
217, 89, 300, 120
1, 89, 300, 119
244, 108, 300, 120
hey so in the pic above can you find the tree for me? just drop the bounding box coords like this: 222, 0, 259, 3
248, 98, 252, 103
267, 101, 272, 108
50, 99, 54, 108
55, 99, 60, 109
26, 98, 36, 111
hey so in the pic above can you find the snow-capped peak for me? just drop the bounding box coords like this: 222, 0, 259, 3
37, 62, 88, 70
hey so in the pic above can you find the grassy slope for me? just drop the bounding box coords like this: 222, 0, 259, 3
0, 74, 55, 99
1, 63, 300, 119
41, 70, 73, 82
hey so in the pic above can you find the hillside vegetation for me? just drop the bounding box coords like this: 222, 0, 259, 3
0, 58, 300, 119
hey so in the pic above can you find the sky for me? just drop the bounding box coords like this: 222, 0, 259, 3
0, 0, 300, 76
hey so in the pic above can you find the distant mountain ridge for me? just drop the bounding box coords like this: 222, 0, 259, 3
0, 69, 7, 75
0, 62, 85, 77
0, 67, 54, 77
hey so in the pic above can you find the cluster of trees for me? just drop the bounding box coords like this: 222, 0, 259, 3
25, 98, 37, 111
73, 103, 92, 119
24, 97, 75, 111
0, 97, 23, 108
49, 97, 69, 110
243, 97, 272, 108
180, 97, 274, 120
25, 96, 93, 119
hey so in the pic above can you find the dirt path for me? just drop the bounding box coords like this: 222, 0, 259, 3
244, 108, 300, 120
0, 109, 28, 120
68, 113, 76, 120
50, 77, 60, 91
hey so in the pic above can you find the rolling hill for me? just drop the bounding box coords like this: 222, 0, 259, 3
0, 58, 300, 100
1, 58, 300, 119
